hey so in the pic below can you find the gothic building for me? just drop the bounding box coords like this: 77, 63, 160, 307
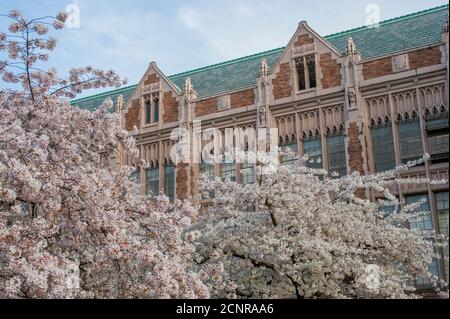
73, 5, 449, 288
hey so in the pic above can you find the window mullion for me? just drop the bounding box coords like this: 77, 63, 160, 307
304, 56, 310, 89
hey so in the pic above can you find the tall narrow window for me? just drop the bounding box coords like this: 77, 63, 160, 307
241, 162, 255, 185
280, 140, 298, 165
398, 120, 423, 164
164, 164, 175, 202
327, 134, 346, 177
220, 161, 236, 182
146, 166, 159, 196
435, 191, 449, 283
296, 59, 306, 91
130, 168, 140, 194
371, 125, 396, 172
405, 194, 439, 286
428, 129, 449, 163
145, 98, 151, 125
153, 95, 160, 123
303, 137, 322, 169
306, 55, 316, 88
200, 160, 215, 199
295, 54, 316, 91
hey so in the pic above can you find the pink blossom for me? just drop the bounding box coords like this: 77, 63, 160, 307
55, 12, 68, 22
33, 23, 48, 35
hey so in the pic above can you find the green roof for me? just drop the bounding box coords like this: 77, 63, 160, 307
72, 4, 448, 111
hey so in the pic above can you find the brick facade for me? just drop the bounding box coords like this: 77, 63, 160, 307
162, 91, 179, 123
346, 123, 364, 174
408, 46, 442, 69
319, 53, 342, 89
195, 97, 218, 117
144, 73, 160, 85
272, 63, 292, 100
363, 46, 442, 80
363, 57, 393, 80
230, 89, 255, 108
294, 34, 314, 47
176, 163, 187, 199
124, 99, 140, 131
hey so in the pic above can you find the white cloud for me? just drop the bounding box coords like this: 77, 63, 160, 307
177, 6, 210, 33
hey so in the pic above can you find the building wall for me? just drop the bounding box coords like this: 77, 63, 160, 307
120, 26, 449, 285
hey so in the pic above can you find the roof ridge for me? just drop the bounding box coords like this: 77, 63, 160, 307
70, 84, 138, 104
168, 47, 285, 79
72, 4, 448, 105
325, 4, 448, 40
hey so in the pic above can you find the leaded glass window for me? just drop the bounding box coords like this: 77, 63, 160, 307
303, 137, 322, 169
153, 96, 159, 123
435, 192, 449, 283
371, 125, 396, 172
405, 194, 439, 286
295, 54, 316, 91
241, 162, 255, 185
164, 164, 175, 202
146, 166, 159, 196
220, 161, 236, 182
428, 130, 449, 163
145, 99, 151, 125
398, 120, 423, 164
280, 140, 298, 165
327, 134, 346, 177
200, 160, 215, 199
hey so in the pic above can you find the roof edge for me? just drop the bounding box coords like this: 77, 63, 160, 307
71, 4, 448, 105
324, 4, 448, 40
168, 47, 285, 80
70, 84, 138, 104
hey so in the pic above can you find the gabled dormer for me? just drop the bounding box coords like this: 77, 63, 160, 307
270, 21, 344, 103
123, 62, 182, 132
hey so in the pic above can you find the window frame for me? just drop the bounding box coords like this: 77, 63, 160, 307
326, 133, 347, 177
146, 166, 160, 196
427, 128, 449, 163
371, 124, 396, 172
294, 53, 318, 93
280, 139, 298, 165
164, 164, 175, 202
397, 119, 424, 164
303, 136, 323, 169
144, 93, 160, 126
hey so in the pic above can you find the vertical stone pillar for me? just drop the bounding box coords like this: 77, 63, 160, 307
175, 78, 197, 201
342, 38, 368, 199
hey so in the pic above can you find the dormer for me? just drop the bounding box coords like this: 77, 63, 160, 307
270, 21, 344, 103
123, 62, 181, 131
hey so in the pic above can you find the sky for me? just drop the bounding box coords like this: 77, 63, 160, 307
0, 0, 448, 97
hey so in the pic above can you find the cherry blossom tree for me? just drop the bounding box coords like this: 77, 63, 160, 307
0, 10, 209, 298
194, 152, 448, 299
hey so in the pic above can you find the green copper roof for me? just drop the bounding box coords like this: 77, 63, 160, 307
72, 4, 448, 111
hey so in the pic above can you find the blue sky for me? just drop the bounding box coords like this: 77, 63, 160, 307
0, 0, 448, 97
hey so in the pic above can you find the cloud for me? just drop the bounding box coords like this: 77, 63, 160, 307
177, 6, 210, 33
